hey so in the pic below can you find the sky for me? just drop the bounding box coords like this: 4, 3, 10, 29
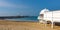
0, 0, 60, 16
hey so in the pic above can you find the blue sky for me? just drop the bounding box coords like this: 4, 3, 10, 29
0, 0, 60, 16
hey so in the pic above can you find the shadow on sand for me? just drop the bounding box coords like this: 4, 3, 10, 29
55, 22, 60, 26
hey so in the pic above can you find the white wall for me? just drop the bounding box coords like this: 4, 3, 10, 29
44, 12, 52, 21
44, 11, 60, 22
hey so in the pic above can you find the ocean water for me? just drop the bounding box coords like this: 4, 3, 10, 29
6, 16, 39, 22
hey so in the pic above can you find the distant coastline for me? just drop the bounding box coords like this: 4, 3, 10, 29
0, 16, 37, 19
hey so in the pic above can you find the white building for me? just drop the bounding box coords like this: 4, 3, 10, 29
38, 8, 60, 23
38, 8, 60, 28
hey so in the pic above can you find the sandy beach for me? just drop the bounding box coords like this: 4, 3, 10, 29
0, 20, 60, 30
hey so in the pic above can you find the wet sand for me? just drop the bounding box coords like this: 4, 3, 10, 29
0, 20, 60, 30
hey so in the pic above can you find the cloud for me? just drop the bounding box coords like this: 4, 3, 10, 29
0, 1, 28, 9
0, 1, 14, 7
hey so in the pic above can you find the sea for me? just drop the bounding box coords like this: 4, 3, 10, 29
6, 16, 39, 22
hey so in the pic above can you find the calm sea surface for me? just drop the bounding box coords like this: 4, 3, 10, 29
6, 16, 39, 22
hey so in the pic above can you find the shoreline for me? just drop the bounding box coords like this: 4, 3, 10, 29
4, 19, 39, 22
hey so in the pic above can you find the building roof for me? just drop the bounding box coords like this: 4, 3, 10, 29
40, 8, 49, 14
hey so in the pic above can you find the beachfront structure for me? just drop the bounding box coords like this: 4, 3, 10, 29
38, 8, 60, 28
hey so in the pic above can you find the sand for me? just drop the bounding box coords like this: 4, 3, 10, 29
0, 20, 60, 30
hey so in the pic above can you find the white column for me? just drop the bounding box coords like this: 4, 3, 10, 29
44, 11, 47, 28
51, 11, 53, 29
